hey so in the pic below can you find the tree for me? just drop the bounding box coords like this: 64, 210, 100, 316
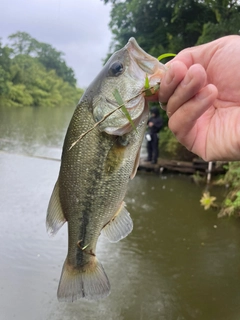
0, 33, 83, 108
0, 41, 12, 94
8, 32, 38, 55
169, 0, 216, 51
197, 0, 240, 44
8, 32, 76, 86
102, 0, 240, 56
104, 0, 174, 56
36, 42, 76, 86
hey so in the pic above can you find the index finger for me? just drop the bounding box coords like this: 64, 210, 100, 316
158, 61, 188, 105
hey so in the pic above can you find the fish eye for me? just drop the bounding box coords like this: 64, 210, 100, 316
109, 62, 124, 77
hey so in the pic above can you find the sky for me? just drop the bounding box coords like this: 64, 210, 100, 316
0, 0, 113, 88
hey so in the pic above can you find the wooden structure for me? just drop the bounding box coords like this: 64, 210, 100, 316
138, 158, 226, 175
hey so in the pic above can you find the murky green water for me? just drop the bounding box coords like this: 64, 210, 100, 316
1, 105, 240, 320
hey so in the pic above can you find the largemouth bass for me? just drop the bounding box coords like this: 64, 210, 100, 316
46, 38, 165, 302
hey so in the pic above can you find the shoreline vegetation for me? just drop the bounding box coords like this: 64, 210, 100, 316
0, 32, 84, 108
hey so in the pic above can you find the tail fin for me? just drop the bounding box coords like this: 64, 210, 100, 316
57, 258, 110, 302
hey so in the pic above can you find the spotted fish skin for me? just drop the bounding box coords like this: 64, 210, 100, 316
46, 38, 166, 302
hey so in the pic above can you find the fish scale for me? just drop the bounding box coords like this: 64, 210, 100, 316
46, 37, 166, 302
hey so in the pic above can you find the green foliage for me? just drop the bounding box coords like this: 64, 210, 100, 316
7, 82, 33, 106
102, 0, 240, 58
8, 32, 76, 86
0, 41, 12, 95
218, 162, 240, 218
0, 66, 9, 95
36, 43, 77, 86
0, 32, 83, 108
224, 162, 240, 188
197, 1, 240, 44
102, 0, 220, 58
112, 88, 137, 131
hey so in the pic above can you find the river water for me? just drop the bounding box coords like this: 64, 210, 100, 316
0, 105, 240, 320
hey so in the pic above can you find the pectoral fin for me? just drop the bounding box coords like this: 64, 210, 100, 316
101, 202, 133, 242
130, 146, 141, 179
46, 179, 66, 236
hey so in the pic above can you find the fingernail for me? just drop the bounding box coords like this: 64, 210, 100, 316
159, 101, 167, 110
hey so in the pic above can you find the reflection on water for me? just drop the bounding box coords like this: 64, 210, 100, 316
1, 105, 240, 320
0, 105, 74, 159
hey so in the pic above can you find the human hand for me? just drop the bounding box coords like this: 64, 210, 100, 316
158, 35, 240, 161
148, 122, 154, 127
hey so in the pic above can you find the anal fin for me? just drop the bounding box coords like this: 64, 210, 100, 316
46, 179, 66, 236
101, 202, 133, 243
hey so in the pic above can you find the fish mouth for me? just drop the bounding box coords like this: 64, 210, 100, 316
126, 38, 161, 75
125, 38, 167, 93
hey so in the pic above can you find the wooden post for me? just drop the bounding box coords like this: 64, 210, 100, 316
207, 161, 213, 184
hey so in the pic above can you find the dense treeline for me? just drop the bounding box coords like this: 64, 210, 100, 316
103, 0, 240, 58
0, 32, 83, 107
103, 0, 240, 216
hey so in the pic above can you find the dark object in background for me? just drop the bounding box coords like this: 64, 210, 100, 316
146, 107, 163, 164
